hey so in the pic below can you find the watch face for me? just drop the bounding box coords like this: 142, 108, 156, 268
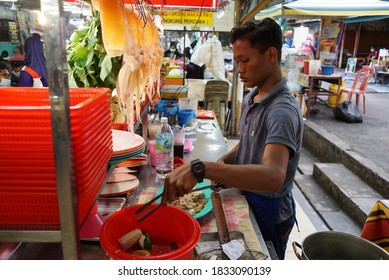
193, 164, 203, 173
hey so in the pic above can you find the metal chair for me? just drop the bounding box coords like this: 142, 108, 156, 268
338, 67, 375, 113
204, 80, 229, 129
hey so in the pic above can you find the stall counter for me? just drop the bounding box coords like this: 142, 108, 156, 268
3, 119, 271, 260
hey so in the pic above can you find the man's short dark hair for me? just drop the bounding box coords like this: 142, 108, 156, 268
229, 18, 282, 63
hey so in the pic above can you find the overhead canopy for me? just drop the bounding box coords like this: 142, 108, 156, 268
343, 15, 389, 24
64, 0, 218, 11
256, 0, 389, 19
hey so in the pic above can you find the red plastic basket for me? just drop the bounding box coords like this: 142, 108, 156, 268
0, 87, 113, 228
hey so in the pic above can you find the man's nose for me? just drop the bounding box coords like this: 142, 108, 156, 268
237, 64, 244, 73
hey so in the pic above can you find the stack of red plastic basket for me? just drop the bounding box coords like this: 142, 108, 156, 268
0, 88, 113, 230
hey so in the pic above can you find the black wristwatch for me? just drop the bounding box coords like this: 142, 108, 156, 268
191, 159, 205, 183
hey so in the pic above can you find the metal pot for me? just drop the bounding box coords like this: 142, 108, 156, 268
292, 231, 389, 260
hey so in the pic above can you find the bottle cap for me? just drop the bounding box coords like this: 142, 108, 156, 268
161, 117, 168, 123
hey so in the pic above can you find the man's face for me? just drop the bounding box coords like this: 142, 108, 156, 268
233, 38, 273, 88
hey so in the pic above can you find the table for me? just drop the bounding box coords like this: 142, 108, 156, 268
376, 71, 389, 84
298, 73, 343, 116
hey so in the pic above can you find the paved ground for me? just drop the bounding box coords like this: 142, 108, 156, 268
306, 81, 389, 172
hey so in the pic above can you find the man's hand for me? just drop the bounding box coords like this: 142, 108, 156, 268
161, 163, 198, 206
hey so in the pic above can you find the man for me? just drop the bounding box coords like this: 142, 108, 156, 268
164, 42, 182, 60
162, 18, 304, 260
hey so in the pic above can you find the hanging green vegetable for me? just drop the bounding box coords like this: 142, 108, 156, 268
67, 8, 122, 90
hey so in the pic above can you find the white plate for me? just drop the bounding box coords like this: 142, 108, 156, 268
112, 129, 145, 154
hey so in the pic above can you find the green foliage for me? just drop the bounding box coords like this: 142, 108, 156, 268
67, 10, 122, 91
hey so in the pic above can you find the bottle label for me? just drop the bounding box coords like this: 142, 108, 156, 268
156, 132, 173, 152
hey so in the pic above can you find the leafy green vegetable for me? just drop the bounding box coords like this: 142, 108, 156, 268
67, 8, 122, 91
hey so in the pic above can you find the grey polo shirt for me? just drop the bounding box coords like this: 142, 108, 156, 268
235, 79, 304, 222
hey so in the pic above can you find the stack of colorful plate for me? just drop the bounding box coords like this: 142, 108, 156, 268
109, 130, 145, 165
0, 88, 112, 230
100, 167, 140, 197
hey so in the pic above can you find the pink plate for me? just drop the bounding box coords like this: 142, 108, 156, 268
100, 179, 140, 196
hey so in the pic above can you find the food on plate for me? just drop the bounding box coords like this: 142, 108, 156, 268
171, 190, 208, 216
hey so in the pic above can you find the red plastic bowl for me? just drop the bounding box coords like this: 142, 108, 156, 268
100, 204, 201, 260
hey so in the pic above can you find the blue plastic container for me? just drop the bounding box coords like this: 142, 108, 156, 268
155, 100, 178, 119
321, 65, 334, 75
178, 109, 197, 127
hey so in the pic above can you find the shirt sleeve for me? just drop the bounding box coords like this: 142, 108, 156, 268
19, 71, 33, 87
265, 105, 301, 159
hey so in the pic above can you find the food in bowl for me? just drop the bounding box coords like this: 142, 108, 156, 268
100, 204, 201, 260
118, 228, 153, 254
118, 227, 185, 257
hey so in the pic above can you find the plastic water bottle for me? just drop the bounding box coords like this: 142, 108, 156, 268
155, 117, 174, 179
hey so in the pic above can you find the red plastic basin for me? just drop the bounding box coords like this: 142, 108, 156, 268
100, 204, 201, 260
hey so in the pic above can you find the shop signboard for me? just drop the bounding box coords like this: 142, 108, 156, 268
8, 21, 19, 44
162, 10, 214, 27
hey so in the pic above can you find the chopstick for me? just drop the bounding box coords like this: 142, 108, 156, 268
137, 203, 162, 222
136, 183, 224, 222
135, 192, 163, 215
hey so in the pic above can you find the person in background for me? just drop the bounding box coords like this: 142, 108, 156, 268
8, 46, 24, 79
366, 46, 379, 65
164, 42, 182, 60
184, 40, 205, 79
0, 61, 11, 86
162, 18, 304, 260
184, 40, 198, 60
310, 32, 319, 59
19, 36, 48, 87
10, 61, 23, 81
0, 61, 19, 86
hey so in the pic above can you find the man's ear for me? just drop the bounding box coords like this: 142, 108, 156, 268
267, 47, 278, 64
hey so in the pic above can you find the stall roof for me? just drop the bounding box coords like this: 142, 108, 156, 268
256, 0, 389, 19
64, 0, 218, 11
343, 15, 389, 24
